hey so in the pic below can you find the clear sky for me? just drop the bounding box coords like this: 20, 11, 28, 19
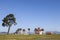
0, 0, 60, 33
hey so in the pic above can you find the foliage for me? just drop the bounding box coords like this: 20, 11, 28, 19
2, 14, 16, 34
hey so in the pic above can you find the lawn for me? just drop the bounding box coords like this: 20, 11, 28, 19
0, 34, 60, 40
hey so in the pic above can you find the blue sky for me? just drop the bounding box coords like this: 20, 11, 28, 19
0, 0, 60, 33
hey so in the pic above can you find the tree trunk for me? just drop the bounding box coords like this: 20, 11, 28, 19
7, 26, 11, 34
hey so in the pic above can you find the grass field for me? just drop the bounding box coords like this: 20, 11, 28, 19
0, 34, 60, 40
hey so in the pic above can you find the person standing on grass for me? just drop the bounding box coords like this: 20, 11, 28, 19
39, 28, 44, 35
28, 28, 30, 35
18, 28, 22, 34
34, 28, 38, 34
22, 29, 26, 35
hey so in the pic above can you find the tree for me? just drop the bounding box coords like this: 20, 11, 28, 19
28, 28, 30, 34
2, 14, 16, 34
22, 29, 25, 34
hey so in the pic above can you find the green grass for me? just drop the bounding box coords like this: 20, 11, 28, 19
0, 34, 60, 40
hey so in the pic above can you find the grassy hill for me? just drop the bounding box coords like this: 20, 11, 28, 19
0, 34, 60, 40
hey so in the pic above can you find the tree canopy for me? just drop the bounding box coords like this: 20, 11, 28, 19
2, 14, 17, 34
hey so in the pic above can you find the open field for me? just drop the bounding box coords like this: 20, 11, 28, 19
0, 34, 60, 40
